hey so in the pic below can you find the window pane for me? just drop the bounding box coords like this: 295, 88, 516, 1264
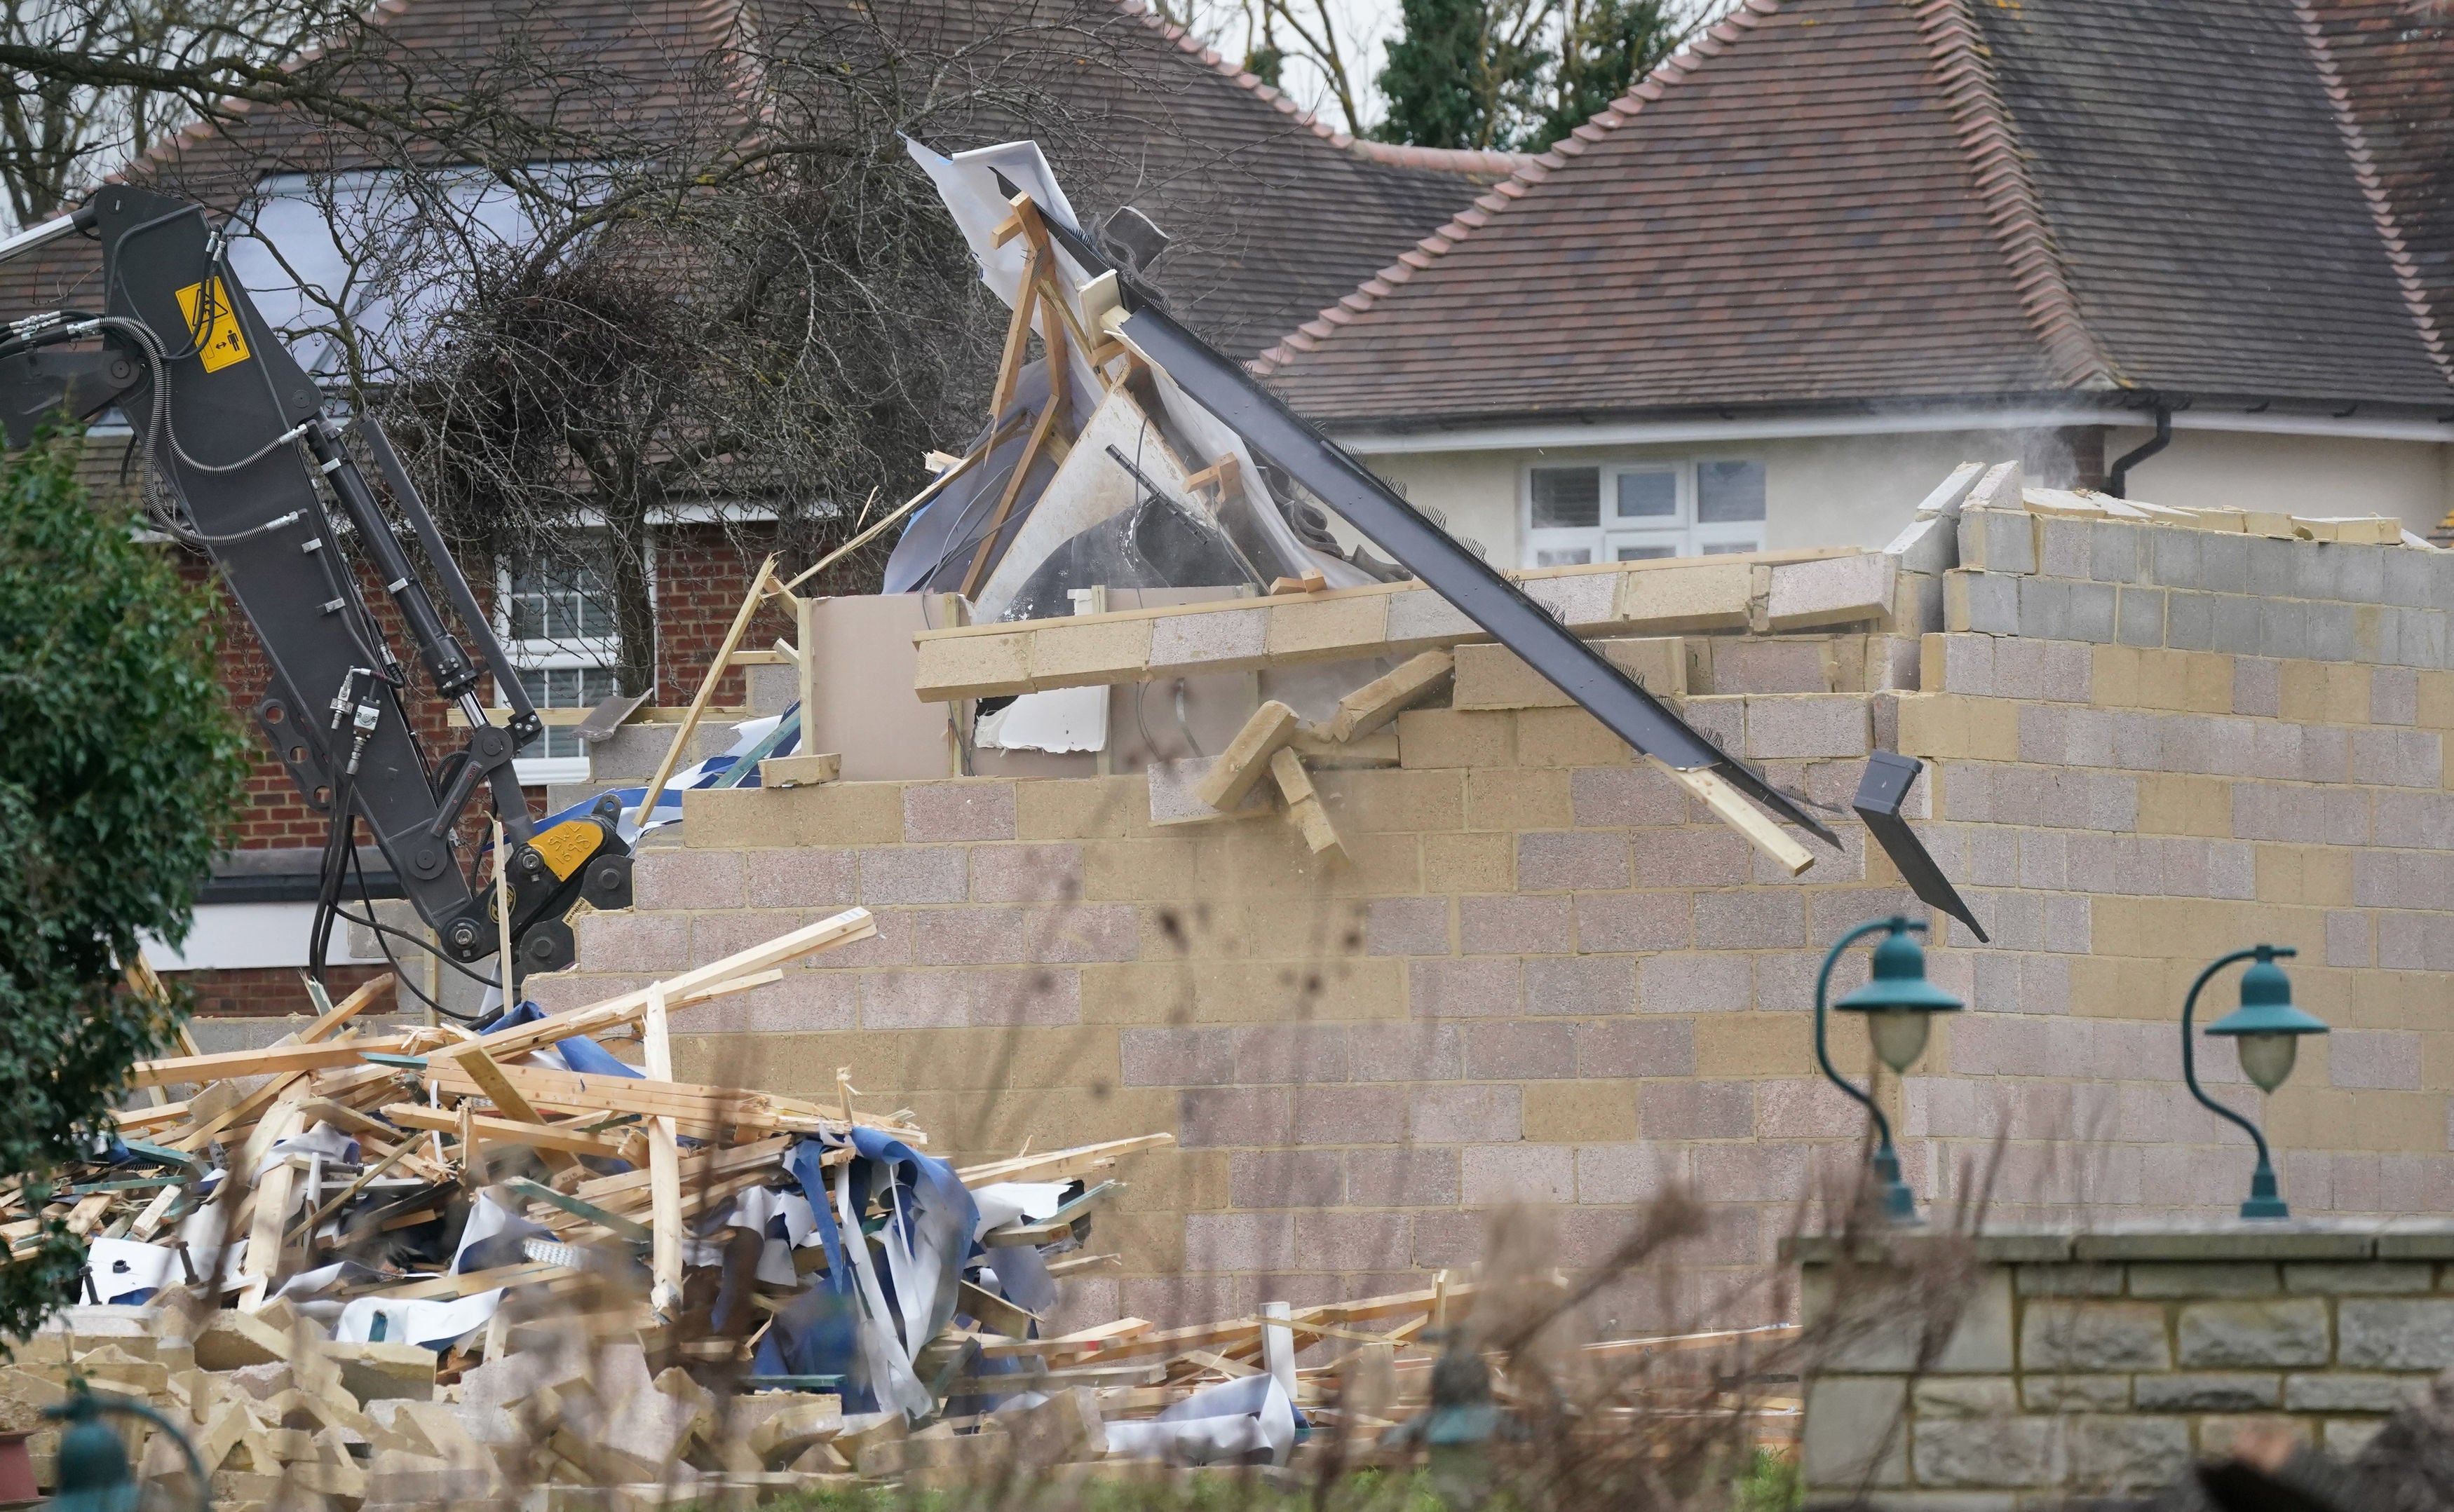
1529, 467, 1601, 529
1615, 471, 1676, 519
1697, 460, 1766, 522
1615, 544, 1675, 561
1534, 547, 1593, 567
1702, 540, 1758, 555
509, 595, 545, 640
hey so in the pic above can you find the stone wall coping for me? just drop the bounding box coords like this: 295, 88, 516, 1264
1785, 1220, 2454, 1267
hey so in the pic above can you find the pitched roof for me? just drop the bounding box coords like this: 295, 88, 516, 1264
0, 0, 1493, 361
1258, 0, 2454, 429
847, 0, 1510, 357
2307, 0, 2454, 373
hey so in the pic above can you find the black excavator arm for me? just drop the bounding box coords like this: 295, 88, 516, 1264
0, 186, 632, 1003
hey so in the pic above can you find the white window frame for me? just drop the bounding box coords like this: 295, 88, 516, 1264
496, 532, 648, 785
1521, 458, 1768, 568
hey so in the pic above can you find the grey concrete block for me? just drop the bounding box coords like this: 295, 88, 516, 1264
1890, 514, 1956, 575
2115, 586, 2167, 648
2365, 604, 2401, 667
587, 721, 731, 782
2249, 537, 2298, 598
2202, 532, 2251, 594
745, 661, 798, 713
1958, 508, 2035, 575
2307, 601, 2357, 662
1803, 1377, 1906, 1487
2131, 1373, 2280, 1410
2091, 521, 2143, 583
1948, 571, 2019, 634
2294, 544, 2343, 604
2127, 1262, 2282, 1298
1911, 1417, 2063, 1490
2022, 1300, 2171, 1371
2166, 591, 2216, 651
2387, 547, 2433, 608
2430, 552, 2454, 613
2149, 528, 2204, 590
2257, 599, 2310, 660
2040, 517, 2092, 578
2338, 544, 2387, 606
2212, 594, 2263, 656
2018, 576, 2070, 640
2285, 1373, 2431, 1412
2067, 1416, 2192, 1494
2339, 1298, 2454, 1369
2066, 580, 2119, 643
2401, 608, 2448, 669
2176, 1298, 2330, 1367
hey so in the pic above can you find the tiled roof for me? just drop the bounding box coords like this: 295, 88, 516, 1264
1259, 0, 2454, 427
803, 0, 1496, 357
0, 0, 1487, 361
2305, 0, 2454, 385
1965, 0, 2450, 407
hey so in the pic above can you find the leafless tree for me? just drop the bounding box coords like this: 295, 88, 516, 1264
0, 0, 338, 227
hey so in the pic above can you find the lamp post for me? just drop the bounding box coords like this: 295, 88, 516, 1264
1815, 915, 1964, 1225
2182, 944, 2328, 1220
45, 1380, 208, 1512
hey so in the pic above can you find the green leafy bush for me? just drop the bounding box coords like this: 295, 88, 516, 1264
0, 437, 248, 1339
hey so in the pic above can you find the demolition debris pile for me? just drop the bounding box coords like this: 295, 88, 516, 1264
5, 910, 1563, 1504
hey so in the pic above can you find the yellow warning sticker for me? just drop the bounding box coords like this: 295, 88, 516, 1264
529, 819, 600, 882
172, 278, 252, 372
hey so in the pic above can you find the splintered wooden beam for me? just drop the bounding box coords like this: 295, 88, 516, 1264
441, 1042, 577, 1173
985, 243, 1043, 431
131, 1035, 412, 1091
1270, 749, 1346, 861
1659, 760, 1813, 876
381, 1103, 632, 1159
299, 973, 393, 1043
1194, 701, 1303, 811
1325, 649, 1454, 742
956, 1132, 1174, 1186
419, 1058, 883, 1138
642, 981, 684, 1319
470, 909, 872, 1062
632, 552, 782, 829
956, 402, 1052, 599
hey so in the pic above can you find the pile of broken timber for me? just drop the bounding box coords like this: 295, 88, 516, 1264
9, 906, 1797, 1506
1, 1288, 1796, 1508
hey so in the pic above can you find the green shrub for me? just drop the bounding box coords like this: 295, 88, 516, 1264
0, 436, 248, 1339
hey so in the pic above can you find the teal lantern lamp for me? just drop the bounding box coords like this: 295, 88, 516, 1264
1815, 915, 1965, 1225
2184, 944, 2329, 1219
46, 1380, 208, 1512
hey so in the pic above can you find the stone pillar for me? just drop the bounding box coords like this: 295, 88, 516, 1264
1791, 1223, 2454, 1506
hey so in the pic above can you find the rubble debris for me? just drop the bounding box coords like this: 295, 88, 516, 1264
19, 908, 1800, 1501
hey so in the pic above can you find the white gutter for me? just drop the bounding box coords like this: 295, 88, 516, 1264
1331, 404, 2454, 455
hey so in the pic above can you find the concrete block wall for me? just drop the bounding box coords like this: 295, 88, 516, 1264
1796, 1226, 2454, 1505
523, 509, 2454, 1337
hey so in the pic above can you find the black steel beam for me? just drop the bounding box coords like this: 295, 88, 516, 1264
1024, 203, 1836, 847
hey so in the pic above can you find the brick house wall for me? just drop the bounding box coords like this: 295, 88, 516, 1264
156, 489, 796, 1014
522, 509, 2454, 1337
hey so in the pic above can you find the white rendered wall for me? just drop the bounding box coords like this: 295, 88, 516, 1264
1355, 428, 2454, 568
